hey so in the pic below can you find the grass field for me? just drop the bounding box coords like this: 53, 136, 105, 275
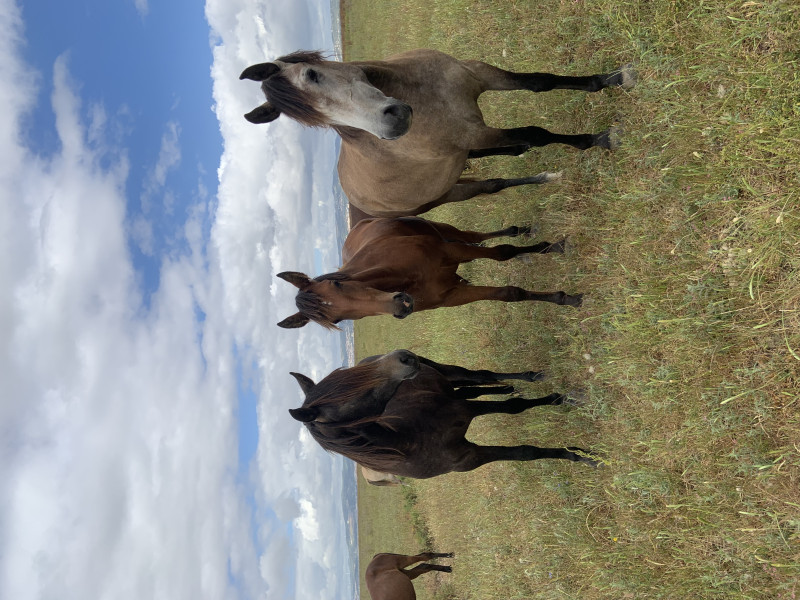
343, 1, 800, 598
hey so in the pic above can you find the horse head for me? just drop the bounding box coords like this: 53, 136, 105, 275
240, 50, 412, 139
276, 271, 414, 329
288, 350, 421, 425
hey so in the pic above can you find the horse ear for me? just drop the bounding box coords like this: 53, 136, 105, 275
289, 407, 319, 422
244, 103, 281, 124
289, 372, 316, 395
239, 63, 280, 81
277, 312, 310, 329
277, 271, 311, 289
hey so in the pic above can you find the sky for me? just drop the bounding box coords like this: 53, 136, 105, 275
1, 0, 355, 599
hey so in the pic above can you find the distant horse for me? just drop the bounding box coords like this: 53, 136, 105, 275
366, 552, 453, 600
288, 350, 599, 478
240, 49, 635, 217
361, 466, 405, 487
276, 216, 581, 329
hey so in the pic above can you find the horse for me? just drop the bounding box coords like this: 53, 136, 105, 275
361, 466, 405, 487
276, 216, 582, 329
240, 49, 634, 217
366, 552, 453, 600
288, 350, 599, 479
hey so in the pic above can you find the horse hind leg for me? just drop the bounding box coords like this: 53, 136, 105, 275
414, 172, 562, 214
417, 356, 545, 385
444, 239, 567, 263
454, 442, 600, 472
403, 564, 452, 580
467, 393, 569, 415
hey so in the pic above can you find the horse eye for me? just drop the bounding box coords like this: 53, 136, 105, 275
306, 69, 319, 83
333, 280, 342, 288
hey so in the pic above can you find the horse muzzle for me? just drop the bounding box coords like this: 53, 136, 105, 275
381, 103, 413, 140
392, 292, 414, 318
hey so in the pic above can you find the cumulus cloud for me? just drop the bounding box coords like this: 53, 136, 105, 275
0, 10, 260, 600
1, 0, 354, 598
206, 0, 356, 598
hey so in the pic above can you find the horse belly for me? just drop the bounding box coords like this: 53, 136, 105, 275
339, 152, 466, 216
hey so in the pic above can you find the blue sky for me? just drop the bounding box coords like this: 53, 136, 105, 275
20, 0, 221, 301
1, 0, 354, 598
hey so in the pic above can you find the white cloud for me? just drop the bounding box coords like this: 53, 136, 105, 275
1, 0, 354, 599
0, 19, 260, 600
206, 1, 356, 598
134, 0, 148, 18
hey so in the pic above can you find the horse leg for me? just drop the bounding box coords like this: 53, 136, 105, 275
442, 284, 583, 308
466, 393, 567, 415
413, 172, 561, 214
453, 385, 517, 399
463, 60, 636, 93
423, 219, 534, 243
403, 564, 452, 580
454, 442, 600, 471
417, 356, 545, 384
475, 125, 613, 152
444, 240, 567, 263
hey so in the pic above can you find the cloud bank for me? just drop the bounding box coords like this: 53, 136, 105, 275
1, 0, 352, 598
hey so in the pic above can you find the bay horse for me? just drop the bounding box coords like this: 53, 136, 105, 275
276, 216, 581, 329
240, 49, 635, 217
288, 350, 599, 479
366, 552, 453, 600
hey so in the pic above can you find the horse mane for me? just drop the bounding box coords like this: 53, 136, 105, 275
265, 50, 329, 127
303, 419, 405, 472
298, 361, 408, 470
293, 273, 351, 330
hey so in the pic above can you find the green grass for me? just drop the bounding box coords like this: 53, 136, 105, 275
344, 1, 800, 598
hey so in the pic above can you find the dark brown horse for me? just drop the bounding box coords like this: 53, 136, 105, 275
366, 552, 453, 600
276, 216, 581, 329
240, 49, 634, 217
288, 350, 599, 479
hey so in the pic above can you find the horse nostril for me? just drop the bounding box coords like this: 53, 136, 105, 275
384, 103, 411, 119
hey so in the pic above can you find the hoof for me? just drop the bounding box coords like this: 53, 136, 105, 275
569, 447, 603, 467
564, 293, 584, 308
618, 63, 637, 89
594, 126, 622, 151
546, 239, 567, 254
541, 170, 563, 183
564, 389, 587, 406
523, 371, 546, 382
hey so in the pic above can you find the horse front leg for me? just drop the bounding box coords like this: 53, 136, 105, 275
463, 60, 636, 93
413, 171, 561, 214
442, 284, 583, 308
476, 125, 616, 152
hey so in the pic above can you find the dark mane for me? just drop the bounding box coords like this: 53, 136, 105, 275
305, 361, 388, 408
299, 360, 407, 470
264, 51, 329, 127
294, 273, 352, 330
303, 419, 404, 472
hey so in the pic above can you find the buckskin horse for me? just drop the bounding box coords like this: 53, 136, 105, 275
240, 49, 634, 217
276, 216, 582, 329
288, 350, 599, 478
366, 552, 453, 600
